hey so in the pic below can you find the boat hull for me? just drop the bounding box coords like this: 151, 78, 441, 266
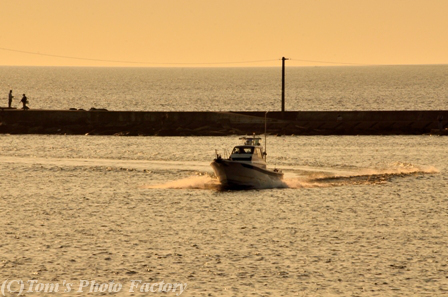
210, 159, 284, 189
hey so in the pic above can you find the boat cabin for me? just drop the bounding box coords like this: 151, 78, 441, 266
229, 137, 265, 164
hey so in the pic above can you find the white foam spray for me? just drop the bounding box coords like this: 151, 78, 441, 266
284, 163, 439, 189
143, 163, 438, 190
144, 175, 219, 190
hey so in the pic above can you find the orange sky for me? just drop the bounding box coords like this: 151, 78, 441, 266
1, 0, 447, 67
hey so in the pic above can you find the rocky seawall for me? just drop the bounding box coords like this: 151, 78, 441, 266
0, 109, 447, 136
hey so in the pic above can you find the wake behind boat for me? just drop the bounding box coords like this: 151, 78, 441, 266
210, 136, 284, 189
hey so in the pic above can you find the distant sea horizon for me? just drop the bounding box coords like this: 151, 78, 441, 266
1, 64, 447, 111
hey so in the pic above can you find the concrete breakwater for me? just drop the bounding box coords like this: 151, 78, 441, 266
0, 109, 447, 136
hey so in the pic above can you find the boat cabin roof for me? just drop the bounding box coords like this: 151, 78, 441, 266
239, 137, 262, 146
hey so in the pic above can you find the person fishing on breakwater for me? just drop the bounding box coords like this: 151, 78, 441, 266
8, 90, 14, 108
21, 94, 29, 110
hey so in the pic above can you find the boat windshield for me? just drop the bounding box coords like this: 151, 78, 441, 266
232, 146, 254, 154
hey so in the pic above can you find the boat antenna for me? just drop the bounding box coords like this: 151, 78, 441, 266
264, 111, 268, 161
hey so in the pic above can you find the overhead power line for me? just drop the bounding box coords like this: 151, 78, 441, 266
289, 57, 365, 66
0, 46, 365, 66
0, 47, 279, 65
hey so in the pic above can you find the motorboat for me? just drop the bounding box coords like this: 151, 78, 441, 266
210, 136, 284, 189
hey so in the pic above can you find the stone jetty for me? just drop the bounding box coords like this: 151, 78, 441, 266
0, 109, 447, 136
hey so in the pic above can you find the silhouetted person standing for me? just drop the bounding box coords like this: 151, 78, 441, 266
21, 94, 29, 110
8, 90, 13, 108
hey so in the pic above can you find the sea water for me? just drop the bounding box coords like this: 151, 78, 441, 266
1, 66, 448, 296
1, 65, 447, 111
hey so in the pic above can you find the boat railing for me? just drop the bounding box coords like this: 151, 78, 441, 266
239, 137, 262, 146
223, 148, 230, 159
215, 148, 231, 160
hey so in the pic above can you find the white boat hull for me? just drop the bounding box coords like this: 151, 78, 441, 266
210, 159, 284, 189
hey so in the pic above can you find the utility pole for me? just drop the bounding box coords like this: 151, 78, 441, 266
281, 57, 289, 115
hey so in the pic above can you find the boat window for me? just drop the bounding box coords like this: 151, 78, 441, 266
232, 147, 254, 154
244, 147, 254, 154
